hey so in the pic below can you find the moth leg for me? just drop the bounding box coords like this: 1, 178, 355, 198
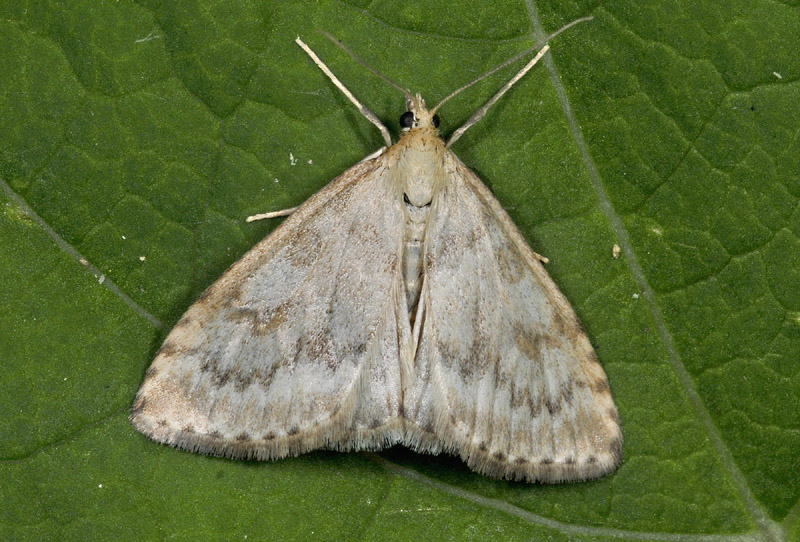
246, 149, 386, 223
246, 207, 299, 222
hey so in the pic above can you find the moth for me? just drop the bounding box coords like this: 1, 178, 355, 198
131, 21, 622, 483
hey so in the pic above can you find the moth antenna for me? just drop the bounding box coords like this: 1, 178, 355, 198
296, 37, 393, 147
434, 16, 592, 115
440, 16, 593, 147
445, 45, 549, 147
319, 31, 415, 103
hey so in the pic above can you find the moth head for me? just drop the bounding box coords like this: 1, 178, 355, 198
400, 94, 440, 131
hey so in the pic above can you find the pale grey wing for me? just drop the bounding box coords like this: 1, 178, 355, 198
131, 155, 410, 460
405, 155, 622, 483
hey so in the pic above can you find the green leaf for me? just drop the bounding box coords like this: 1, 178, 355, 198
2, 0, 798, 540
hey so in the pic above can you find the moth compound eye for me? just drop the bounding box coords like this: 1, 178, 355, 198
432, 114, 440, 128
400, 111, 415, 129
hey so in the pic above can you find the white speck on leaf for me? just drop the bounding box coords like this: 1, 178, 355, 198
135, 31, 161, 43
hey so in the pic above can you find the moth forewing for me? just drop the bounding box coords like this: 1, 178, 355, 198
132, 24, 621, 483
132, 155, 409, 459
407, 155, 622, 482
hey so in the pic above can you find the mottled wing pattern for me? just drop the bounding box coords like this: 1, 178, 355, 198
132, 155, 409, 460
405, 154, 622, 482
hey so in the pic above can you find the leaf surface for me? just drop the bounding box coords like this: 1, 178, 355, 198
2, 1, 799, 540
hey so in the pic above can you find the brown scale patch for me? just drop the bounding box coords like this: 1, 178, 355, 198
306, 333, 335, 371
213, 369, 231, 388
493, 365, 510, 388
513, 324, 544, 361
561, 383, 575, 404
261, 304, 288, 335
209, 430, 222, 439
287, 426, 300, 436
551, 309, 567, 337
608, 437, 622, 459
510, 384, 535, 413
545, 398, 562, 416
353, 342, 367, 357
355, 223, 381, 245
196, 284, 217, 303
540, 457, 553, 465
182, 424, 196, 434
497, 241, 523, 285
456, 338, 498, 380
155, 341, 181, 358
464, 228, 481, 251
369, 418, 382, 429
235, 432, 251, 442
571, 313, 587, 336
435, 341, 461, 371
256, 363, 280, 389
286, 226, 324, 269
233, 371, 255, 392
607, 407, 621, 426
591, 379, 611, 395
478, 442, 488, 452
186, 346, 201, 358
493, 451, 506, 461
175, 316, 193, 329
157, 419, 168, 428
226, 281, 245, 306
587, 455, 597, 464
131, 396, 146, 415
585, 350, 601, 366
231, 307, 256, 323
565, 456, 576, 465
263, 432, 277, 441
529, 397, 542, 418
514, 457, 528, 465
234, 304, 292, 338
145, 366, 159, 379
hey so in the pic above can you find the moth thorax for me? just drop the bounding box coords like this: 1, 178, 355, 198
394, 146, 445, 208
